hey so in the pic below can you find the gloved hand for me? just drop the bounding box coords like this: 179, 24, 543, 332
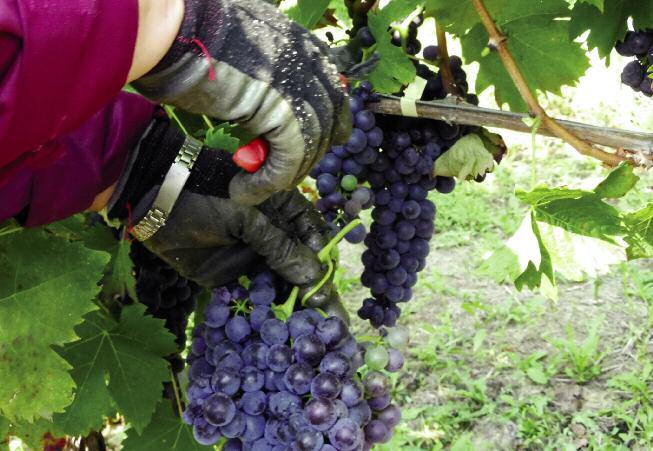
133, 0, 352, 206
107, 117, 345, 316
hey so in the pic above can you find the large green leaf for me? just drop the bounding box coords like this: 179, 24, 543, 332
461, 0, 589, 111
424, 0, 508, 36
53, 305, 177, 435
593, 162, 640, 199
122, 401, 212, 451
0, 230, 108, 421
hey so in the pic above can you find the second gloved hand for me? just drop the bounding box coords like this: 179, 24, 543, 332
108, 116, 345, 316
133, 0, 352, 206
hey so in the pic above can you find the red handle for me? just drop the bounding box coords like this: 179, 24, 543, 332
232, 138, 269, 173
231, 75, 349, 174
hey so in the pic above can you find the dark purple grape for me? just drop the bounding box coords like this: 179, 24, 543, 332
204, 393, 236, 426
310, 372, 342, 399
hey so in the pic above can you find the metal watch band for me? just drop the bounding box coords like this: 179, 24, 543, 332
131, 136, 203, 241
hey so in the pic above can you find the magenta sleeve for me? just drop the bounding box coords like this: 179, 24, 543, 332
0, 93, 157, 226
0, 0, 140, 170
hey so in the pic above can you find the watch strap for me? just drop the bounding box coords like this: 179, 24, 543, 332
132, 136, 203, 241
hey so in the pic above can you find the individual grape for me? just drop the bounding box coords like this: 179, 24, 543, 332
348, 401, 372, 427
241, 366, 265, 392
226, 316, 251, 343
328, 419, 364, 451
423, 45, 439, 61
386, 348, 405, 372
211, 368, 241, 396
284, 363, 315, 395
294, 334, 326, 366
340, 174, 358, 192
317, 174, 338, 195
223, 438, 243, 451
205, 302, 231, 328
320, 153, 343, 175
288, 310, 320, 338
385, 326, 409, 349
241, 391, 267, 416
377, 404, 402, 428
260, 318, 289, 346
363, 371, 390, 398
304, 397, 337, 431
340, 379, 364, 407
345, 128, 367, 153
204, 393, 236, 426
367, 394, 391, 411
193, 420, 222, 445
267, 344, 293, 372
294, 428, 325, 451
364, 345, 390, 371
242, 414, 266, 442
345, 223, 367, 244
221, 412, 246, 438
319, 352, 351, 378
310, 372, 342, 399
250, 283, 276, 306
357, 26, 376, 48
268, 391, 303, 417
316, 316, 349, 349
364, 420, 389, 444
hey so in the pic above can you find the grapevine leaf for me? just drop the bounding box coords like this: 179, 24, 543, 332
514, 213, 555, 291
282, 0, 331, 29
83, 225, 137, 300
0, 230, 108, 422
366, 1, 423, 94
623, 203, 653, 259
54, 305, 177, 435
204, 124, 240, 153
462, 0, 589, 112
517, 189, 625, 243
122, 401, 212, 451
593, 162, 640, 199
424, 0, 508, 36
434, 134, 495, 180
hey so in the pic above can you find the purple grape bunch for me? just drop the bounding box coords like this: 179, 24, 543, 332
183, 271, 405, 450
357, 113, 460, 328
617, 29, 653, 97
311, 83, 383, 244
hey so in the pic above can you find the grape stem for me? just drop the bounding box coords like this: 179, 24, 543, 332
169, 368, 184, 418
435, 23, 459, 96
274, 219, 363, 319
470, 0, 632, 168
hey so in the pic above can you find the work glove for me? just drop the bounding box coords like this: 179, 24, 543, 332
107, 117, 346, 318
133, 0, 352, 206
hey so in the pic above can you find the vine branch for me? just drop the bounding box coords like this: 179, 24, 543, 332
435, 23, 459, 96
471, 0, 629, 168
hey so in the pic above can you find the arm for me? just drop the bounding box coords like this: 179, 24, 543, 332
0, 0, 183, 169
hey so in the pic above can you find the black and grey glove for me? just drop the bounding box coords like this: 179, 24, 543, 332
133, 0, 352, 206
107, 117, 344, 316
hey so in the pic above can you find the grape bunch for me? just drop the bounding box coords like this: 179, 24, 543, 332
357, 114, 458, 328
183, 271, 406, 450
616, 29, 653, 97
311, 83, 383, 244
390, 14, 423, 56
128, 241, 203, 372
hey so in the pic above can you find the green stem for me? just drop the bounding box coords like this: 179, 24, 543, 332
164, 105, 189, 136
0, 225, 22, 237
318, 219, 362, 261
272, 287, 299, 321
169, 369, 184, 418
301, 258, 334, 306
202, 115, 215, 130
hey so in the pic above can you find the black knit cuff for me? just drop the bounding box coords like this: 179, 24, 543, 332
108, 118, 185, 220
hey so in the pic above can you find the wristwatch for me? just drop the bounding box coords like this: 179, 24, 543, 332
131, 136, 203, 241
